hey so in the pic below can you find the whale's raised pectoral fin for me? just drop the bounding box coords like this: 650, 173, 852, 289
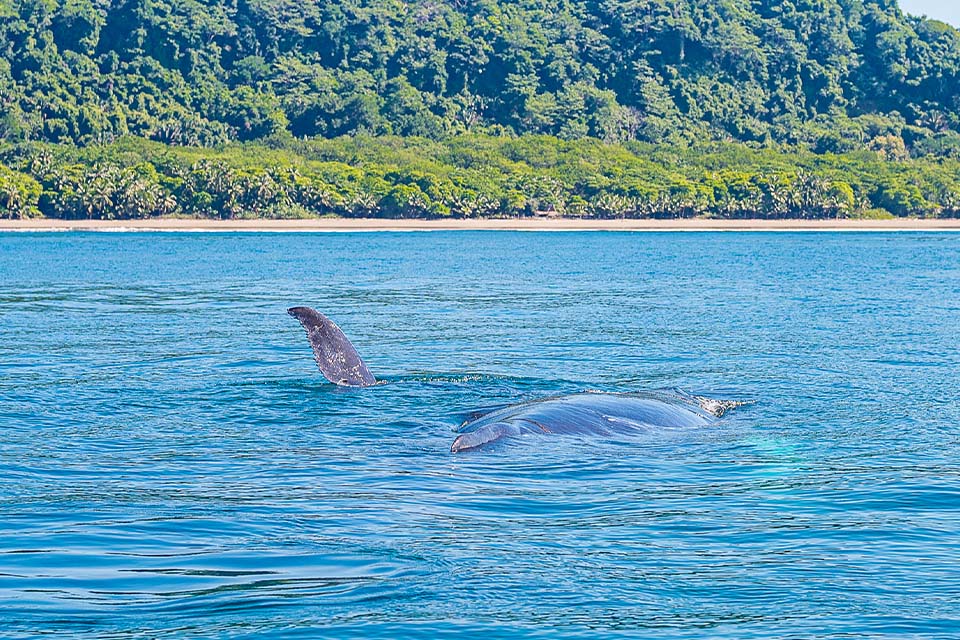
287, 306, 376, 387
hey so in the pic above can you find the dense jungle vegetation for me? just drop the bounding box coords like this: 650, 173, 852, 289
2, 0, 960, 219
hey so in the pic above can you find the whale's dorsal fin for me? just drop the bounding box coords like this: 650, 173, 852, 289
287, 307, 376, 387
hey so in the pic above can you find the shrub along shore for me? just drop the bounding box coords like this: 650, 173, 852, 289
2, 134, 959, 221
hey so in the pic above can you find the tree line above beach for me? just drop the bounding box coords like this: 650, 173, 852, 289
3, 135, 958, 220
2, 0, 960, 219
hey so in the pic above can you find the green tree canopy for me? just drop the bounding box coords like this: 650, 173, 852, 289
1, 0, 960, 155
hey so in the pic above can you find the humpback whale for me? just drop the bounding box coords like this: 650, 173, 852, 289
288, 307, 739, 452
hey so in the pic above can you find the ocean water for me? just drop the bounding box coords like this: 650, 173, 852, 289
1, 231, 959, 639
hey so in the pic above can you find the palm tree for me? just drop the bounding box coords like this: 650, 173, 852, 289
1, 184, 21, 219
157, 191, 178, 216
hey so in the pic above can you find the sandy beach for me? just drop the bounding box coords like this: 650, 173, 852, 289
2, 217, 960, 232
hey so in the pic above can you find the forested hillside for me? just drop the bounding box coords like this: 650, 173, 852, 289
2, 0, 960, 220
2, 0, 960, 152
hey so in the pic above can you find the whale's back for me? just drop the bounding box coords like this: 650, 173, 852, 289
451, 391, 716, 452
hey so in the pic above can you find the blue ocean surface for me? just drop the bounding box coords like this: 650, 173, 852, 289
1, 231, 959, 639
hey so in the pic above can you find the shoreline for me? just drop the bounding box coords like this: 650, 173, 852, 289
2, 217, 960, 232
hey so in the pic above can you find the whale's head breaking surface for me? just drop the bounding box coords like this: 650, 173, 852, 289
287, 307, 376, 387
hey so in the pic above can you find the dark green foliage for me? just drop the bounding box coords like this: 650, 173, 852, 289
2, 0, 960, 153
3, 134, 960, 220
